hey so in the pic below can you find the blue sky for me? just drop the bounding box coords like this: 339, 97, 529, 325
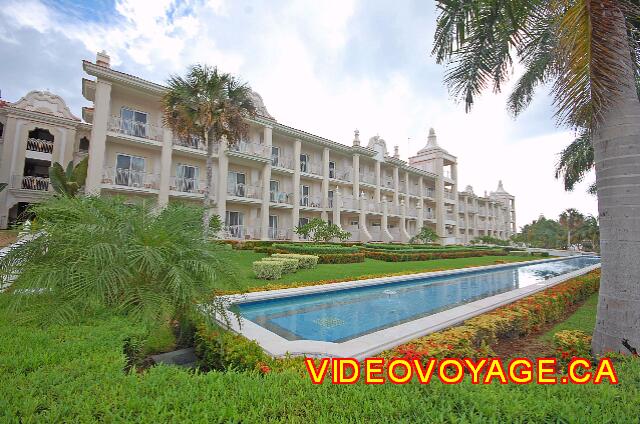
0, 0, 598, 226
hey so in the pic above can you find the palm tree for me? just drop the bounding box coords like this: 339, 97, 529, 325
559, 208, 585, 249
554, 130, 596, 194
49, 157, 88, 197
163, 65, 256, 237
575, 215, 600, 251
432, 1, 640, 355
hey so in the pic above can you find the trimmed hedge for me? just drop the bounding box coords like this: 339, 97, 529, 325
271, 253, 319, 269
272, 243, 359, 254
252, 261, 284, 280
317, 252, 365, 264
384, 270, 600, 360
261, 257, 299, 274
364, 249, 506, 262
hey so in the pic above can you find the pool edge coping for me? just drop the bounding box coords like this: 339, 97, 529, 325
217, 257, 601, 360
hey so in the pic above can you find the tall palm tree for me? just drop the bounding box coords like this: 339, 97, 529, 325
432, 0, 640, 355
163, 65, 256, 237
558, 208, 585, 248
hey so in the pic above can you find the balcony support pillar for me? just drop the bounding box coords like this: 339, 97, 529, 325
158, 128, 172, 208
216, 139, 229, 224
332, 186, 341, 230
86, 80, 111, 194
260, 125, 273, 240
358, 192, 372, 242
321, 147, 330, 220
291, 139, 301, 241
352, 154, 360, 198
400, 198, 410, 243
381, 196, 393, 243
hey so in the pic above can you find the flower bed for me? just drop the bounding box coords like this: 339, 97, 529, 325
364, 249, 506, 262
383, 270, 600, 360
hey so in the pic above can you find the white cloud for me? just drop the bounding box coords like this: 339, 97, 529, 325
0, 0, 597, 228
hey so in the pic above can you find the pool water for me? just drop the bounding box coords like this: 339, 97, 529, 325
236, 256, 600, 343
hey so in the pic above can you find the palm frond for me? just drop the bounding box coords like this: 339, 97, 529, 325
554, 128, 594, 191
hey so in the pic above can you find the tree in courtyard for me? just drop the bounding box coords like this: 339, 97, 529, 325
294, 218, 351, 242
559, 208, 585, 249
432, 0, 640, 354
48, 157, 88, 197
410, 226, 440, 244
163, 65, 256, 237
575, 215, 600, 252
0, 196, 236, 341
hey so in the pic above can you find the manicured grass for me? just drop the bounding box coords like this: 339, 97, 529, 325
1, 309, 638, 422
219, 250, 538, 291
541, 293, 599, 342
0, 230, 18, 248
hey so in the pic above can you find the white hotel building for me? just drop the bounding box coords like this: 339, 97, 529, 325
0, 52, 516, 244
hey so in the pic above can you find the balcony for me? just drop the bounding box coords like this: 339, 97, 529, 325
366, 200, 380, 213
407, 207, 418, 217
459, 204, 466, 213
170, 177, 208, 196
341, 196, 359, 210
102, 168, 159, 190
300, 161, 322, 176
360, 172, 376, 185
173, 135, 209, 152
26, 138, 54, 154
387, 203, 400, 215
224, 225, 261, 240
227, 141, 271, 160
108, 116, 161, 141
446, 212, 455, 221
270, 191, 293, 205
228, 183, 262, 199
409, 185, 420, 196
444, 190, 456, 201
271, 155, 294, 170
382, 177, 395, 189
12, 175, 50, 191
300, 195, 322, 208
330, 167, 352, 182
424, 210, 434, 219
459, 219, 465, 227
424, 187, 435, 198
268, 227, 291, 240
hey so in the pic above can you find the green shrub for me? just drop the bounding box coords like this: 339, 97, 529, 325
318, 253, 365, 264
252, 261, 284, 280
553, 330, 592, 361
271, 253, 319, 269
508, 251, 531, 256
261, 257, 299, 273
364, 249, 505, 262
144, 322, 177, 355
194, 324, 268, 372
272, 243, 359, 254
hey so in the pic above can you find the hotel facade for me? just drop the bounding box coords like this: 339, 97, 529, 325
0, 52, 516, 244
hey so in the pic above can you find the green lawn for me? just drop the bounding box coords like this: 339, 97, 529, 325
220, 250, 538, 291
542, 293, 599, 342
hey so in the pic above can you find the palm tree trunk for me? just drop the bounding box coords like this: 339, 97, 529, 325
592, 5, 640, 355
202, 130, 215, 239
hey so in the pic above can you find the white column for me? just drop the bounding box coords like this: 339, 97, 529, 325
216, 139, 229, 224
260, 125, 273, 240
381, 196, 393, 242
418, 177, 425, 229
358, 191, 372, 242
86, 80, 111, 194
374, 161, 381, 203
321, 147, 330, 220
291, 139, 301, 240
400, 197, 410, 242
158, 128, 173, 207
352, 154, 360, 198
332, 186, 341, 229
393, 166, 400, 205
435, 157, 445, 243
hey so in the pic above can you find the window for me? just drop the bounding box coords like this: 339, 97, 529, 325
120, 108, 148, 138
115, 153, 145, 187
270, 180, 280, 202
271, 146, 280, 167
225, 211, 244, 238
300, 185, 310, 206
350, 220, 359, 228
328, 190, 334, 208
300, 154, 309, 173
28, 128, 54, 141
176, 164, 199, 192
329, 161, 336, 179
228, 171, 246, 197
0, 122, 4, 139
79, 137, 90, 152
298, 217, 309, 227
269, 215, 278, 238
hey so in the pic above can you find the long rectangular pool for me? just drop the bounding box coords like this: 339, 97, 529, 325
235, 256, 600, 344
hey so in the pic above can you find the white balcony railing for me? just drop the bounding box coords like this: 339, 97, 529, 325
424, 187, 435, 198
228, 183, 262, 199
300, 195, 322, 208
224, 225, 261, 240
330, 168, 352, 182
446, 212, 455, 221
300, 161, 322, 175
407, 207, 418, 217
271, 155, 294, 169
173, 136, 208, 152
424, 210, 434, 219
108, 116, 161, 141
444, 190, 456, 200
366, 200, 380, 213
102, 168, 159, 190
459, 204, 466, 213
360, 172, 376, 184
341, 196, 359, 210
12, 175, 50, 191
409, 185, 420, 196
26, 138, 54, 154
270, 191, 293, 204
382, 177, 394, 189
228, 141, 271, 159
387, 203, 400, 215
268, 227, 291, 240
170, 177, 207, 194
